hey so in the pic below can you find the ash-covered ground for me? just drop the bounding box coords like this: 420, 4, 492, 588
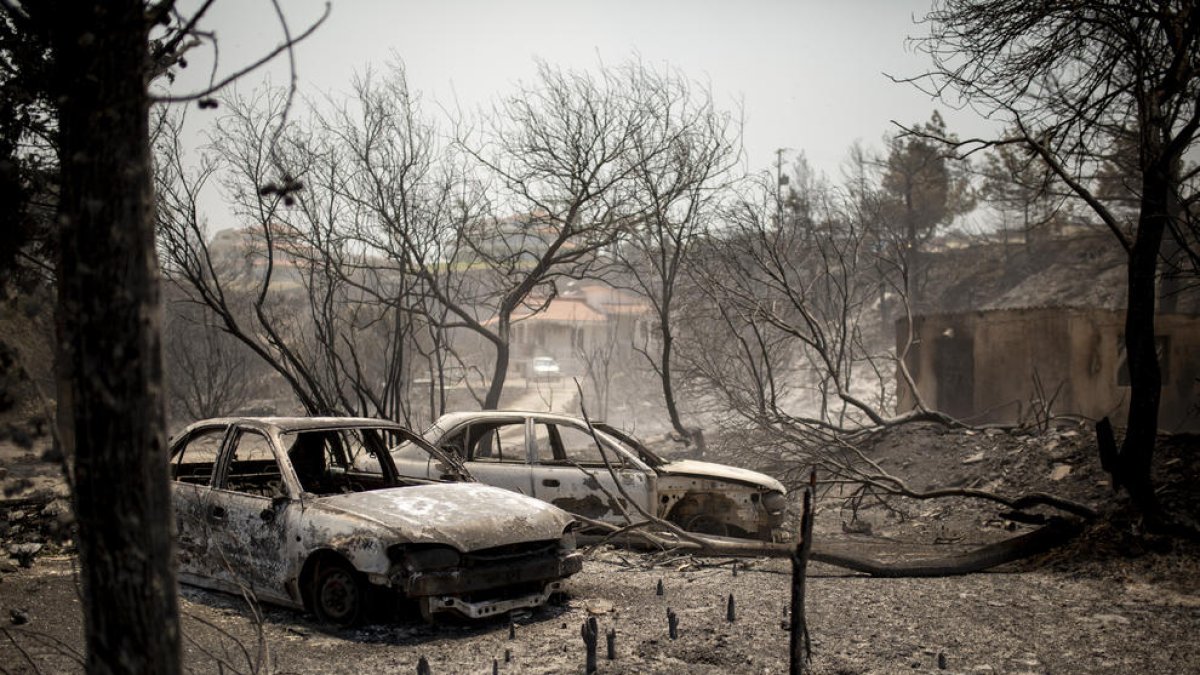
2, 421, 1198, 674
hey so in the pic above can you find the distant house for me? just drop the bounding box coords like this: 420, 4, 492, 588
208, 224, 315, 290
897, 235, 1200, 431
506, 283, 650, 375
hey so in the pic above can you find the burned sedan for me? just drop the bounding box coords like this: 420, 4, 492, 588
394, 412, 787, 541
169, 417, 582, 625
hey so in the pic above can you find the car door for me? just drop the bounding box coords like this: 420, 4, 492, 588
169, 424, 230, 579
530, 420, 653, 524
440, 418, 534, 495
206, 425, 297, 604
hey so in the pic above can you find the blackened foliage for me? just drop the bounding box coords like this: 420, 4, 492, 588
0, 8, 57, 294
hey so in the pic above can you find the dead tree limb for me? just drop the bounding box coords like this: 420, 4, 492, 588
789, 479, 815, 674
578, 510, 1086, 577
810, 517, 1082, 577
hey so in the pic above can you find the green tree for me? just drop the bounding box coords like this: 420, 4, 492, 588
880, 111, 973, 302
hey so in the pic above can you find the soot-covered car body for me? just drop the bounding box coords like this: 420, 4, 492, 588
394, 411, 788, 541
169, 417, 582, 625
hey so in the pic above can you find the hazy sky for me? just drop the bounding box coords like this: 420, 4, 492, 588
168, 0, 995, 219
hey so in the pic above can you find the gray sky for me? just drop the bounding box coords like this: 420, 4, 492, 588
168, 0, 995, 221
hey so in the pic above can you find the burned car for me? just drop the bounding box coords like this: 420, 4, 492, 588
394, 412, 787, 541
169, 417, 582, 625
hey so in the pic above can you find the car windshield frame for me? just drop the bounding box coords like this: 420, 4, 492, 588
275, 421, 475, 485
384, 425, 475, 481
593, 423, 665, 468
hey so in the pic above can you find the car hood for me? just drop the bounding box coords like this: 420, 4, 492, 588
308, 483, 574, 552
658, 460, 786, 492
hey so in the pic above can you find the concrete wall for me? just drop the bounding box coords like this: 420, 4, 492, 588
898, 308, 1200, 431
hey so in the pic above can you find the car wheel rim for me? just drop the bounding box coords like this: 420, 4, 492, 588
318, 569, 357, 622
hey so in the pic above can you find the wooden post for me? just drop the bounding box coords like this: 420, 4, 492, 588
656, 578, 664, 596
509, 621, 516, 640
726, 593, 736, 622
667, 608, 678, 640
581, 616, 598, 674
417, 655, 431, 675
789, 470, 816, 674
606, 628, 616, 660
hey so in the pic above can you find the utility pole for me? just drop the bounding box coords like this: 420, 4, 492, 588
774, 147, 791, 227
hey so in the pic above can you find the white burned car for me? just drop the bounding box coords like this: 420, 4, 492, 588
169, 417, 582, 625
394, 412, 788, 541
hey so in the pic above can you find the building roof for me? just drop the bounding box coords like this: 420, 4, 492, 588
914, 234, 1199, 316
511, 296, 609, 324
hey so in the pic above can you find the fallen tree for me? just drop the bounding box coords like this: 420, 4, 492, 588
571, 381, 1095, 577
578, 508, 1088, 578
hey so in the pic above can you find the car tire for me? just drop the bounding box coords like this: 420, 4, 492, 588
681, 513, 730, 537
311, 559, 365, 627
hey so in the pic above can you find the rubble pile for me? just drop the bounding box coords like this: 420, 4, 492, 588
0, 491, 75, 573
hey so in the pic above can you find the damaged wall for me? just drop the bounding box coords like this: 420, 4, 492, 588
898, 307, 1200, 431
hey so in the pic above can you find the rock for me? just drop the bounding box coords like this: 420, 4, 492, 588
962, 452, 985, 465
0, 560, 16, 574
1050, 464, 1072, 481
1090, 613, 1131, 625
9, 543, 42, 568
9, 608, 28, 625
7, 510, 26, 522
586, 599, 615, 615
41, 500, 69, 519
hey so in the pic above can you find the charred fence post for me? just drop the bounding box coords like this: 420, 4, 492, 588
417, 655, 431, 675
606, 627, 616, 660
492, 658, 499, 675
509, 621, 516, 640
732, 560, 738, 577
581, 616, 598, 674
667, 608, 678, 640
1097, 416, 1120, 491
504, 648, 511, 663
656, 578, 664, 596
789, 471, 816, 674
727, 593, 736, 622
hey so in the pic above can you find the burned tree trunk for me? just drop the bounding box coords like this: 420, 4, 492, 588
50, 1, 181, 672
483, 318, 511, 410
1117, 162, 1169, 521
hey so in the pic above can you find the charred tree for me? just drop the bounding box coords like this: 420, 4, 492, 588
47, 1, 180, 671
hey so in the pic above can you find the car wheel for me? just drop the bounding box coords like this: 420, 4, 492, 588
683, 513, 730, 537
311, 559, 365, 627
